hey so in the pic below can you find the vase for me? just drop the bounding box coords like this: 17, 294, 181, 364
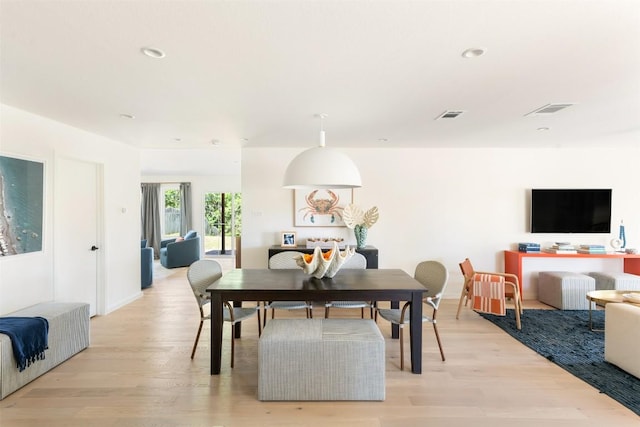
354, 225, 368, 249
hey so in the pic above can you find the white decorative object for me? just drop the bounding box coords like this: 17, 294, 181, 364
343, 204, 379, 249
306, 237, 346, 249
294, 241, 355, 279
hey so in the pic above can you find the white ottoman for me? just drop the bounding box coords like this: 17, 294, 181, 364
258, 319, 385, 401
538, 271, 595, 310
605, 303, 640, 379
586, 271, 640, 291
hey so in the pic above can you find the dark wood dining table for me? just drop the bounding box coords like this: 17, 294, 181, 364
206, 268, 427, 375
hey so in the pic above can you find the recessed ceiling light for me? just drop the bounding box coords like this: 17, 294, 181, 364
119, 113, 135, 119
141, 47, 166, 59
462, 48, 486, 58
378, 138, 389, 142
174, 138, 182, 142
211, 139, 221, 146
537, 127, 550, 131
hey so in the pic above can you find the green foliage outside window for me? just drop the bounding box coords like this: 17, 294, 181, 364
204, 193, 242, 236
164, 189, 180, 209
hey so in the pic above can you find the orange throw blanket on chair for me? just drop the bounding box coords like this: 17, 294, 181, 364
472, 273, 506, 316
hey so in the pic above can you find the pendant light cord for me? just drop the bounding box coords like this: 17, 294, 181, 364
317, 113, 327, 148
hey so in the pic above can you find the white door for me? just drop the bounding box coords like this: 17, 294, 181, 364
54, 157, 101, 316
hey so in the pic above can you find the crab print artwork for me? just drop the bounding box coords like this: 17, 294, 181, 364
294, 189, 352, 226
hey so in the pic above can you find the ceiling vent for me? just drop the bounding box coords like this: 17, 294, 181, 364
525, 103, 574, 116
435, 110, 465, 120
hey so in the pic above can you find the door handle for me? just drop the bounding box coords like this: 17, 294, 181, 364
91, 245, 99, 251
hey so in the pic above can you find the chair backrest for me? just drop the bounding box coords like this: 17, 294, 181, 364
342, 252, 367, 269
458, 258, 474, 279
269, 251, 304, 269
414, 260, 449, 308
187, 259, 223, 308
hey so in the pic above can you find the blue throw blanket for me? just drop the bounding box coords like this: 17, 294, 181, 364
0, 316, 49, 372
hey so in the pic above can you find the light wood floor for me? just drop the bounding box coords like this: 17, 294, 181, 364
1, 261, 638, 426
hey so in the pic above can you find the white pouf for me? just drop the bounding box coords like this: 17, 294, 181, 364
258, 318, 385, 401
538, 271, 595, 310
605, 303, 640, 379
586, 271, 640, 291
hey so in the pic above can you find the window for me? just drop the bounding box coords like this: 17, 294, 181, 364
161, 184, 180, 238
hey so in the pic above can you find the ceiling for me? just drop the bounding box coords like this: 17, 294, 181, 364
1, 0, 639, 154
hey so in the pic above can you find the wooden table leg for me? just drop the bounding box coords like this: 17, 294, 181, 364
409, 291, 422, 374
210, 293, 223, 375
391, 300, 400, 338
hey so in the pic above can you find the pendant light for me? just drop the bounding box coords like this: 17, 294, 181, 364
283, 114, 362, 189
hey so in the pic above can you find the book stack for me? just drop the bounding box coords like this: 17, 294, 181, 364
577, 244, 607, 254
543, 243, 577, 254
518, 242, 541, 253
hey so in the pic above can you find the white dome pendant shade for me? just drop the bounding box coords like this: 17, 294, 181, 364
283, 117, 362, 189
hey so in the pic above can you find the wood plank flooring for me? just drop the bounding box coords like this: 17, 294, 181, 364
1, 261, 638, 426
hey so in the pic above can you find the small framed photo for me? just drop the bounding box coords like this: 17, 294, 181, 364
281, 231, 297, 248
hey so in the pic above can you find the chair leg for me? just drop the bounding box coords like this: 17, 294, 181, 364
230, 323, 235, 368
399, 325, 405, 371
257, 308, 262, 337
325, 306, 330, 318
360, 307, 365, 318
513, 299, 522, 330
456, 288, 468, 320
191, 320, 204, 359
432, 323, 445, 361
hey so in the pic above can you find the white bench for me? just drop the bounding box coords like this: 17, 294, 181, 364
258, 318, 385, 401
0, 302, 90, 399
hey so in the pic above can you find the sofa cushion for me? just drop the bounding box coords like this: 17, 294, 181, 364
184, 230, 197, 240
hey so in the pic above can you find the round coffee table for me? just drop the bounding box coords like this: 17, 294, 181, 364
586, 290, 640, 331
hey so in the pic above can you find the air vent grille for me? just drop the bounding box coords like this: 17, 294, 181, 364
526, 103, 574, 116
436, 110, 465, 120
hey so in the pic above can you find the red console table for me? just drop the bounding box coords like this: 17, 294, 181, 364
504, 250, 640, 300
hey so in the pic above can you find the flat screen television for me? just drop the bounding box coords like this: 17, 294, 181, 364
530, 189, 612, 233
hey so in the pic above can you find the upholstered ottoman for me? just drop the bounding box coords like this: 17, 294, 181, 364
538, 271, 595, 310
1, 302, 90, 399
586, 271, 640, 291
258, 319, 385, 401
605, 303, 640, 379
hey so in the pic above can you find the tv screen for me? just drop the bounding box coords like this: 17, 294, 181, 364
530, 189, 612, 233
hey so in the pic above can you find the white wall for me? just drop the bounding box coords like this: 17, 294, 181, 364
0, 104, 141, 315
241, 146, 640, 299
3, 101, 638, 314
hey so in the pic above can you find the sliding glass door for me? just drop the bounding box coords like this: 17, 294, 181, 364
203, 192, 241, 257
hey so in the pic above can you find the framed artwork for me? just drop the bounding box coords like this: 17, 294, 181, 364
294, 189, 353, 227
281, 231, 297, 248
0, 154, 45, 256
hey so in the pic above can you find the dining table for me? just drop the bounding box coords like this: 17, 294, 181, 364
206, 268, 427, 375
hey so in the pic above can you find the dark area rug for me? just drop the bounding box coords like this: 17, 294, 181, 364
479, 309, 640, 416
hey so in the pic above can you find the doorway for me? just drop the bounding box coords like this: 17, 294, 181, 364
203, 192, 241, 266
54, 157, 102, 316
